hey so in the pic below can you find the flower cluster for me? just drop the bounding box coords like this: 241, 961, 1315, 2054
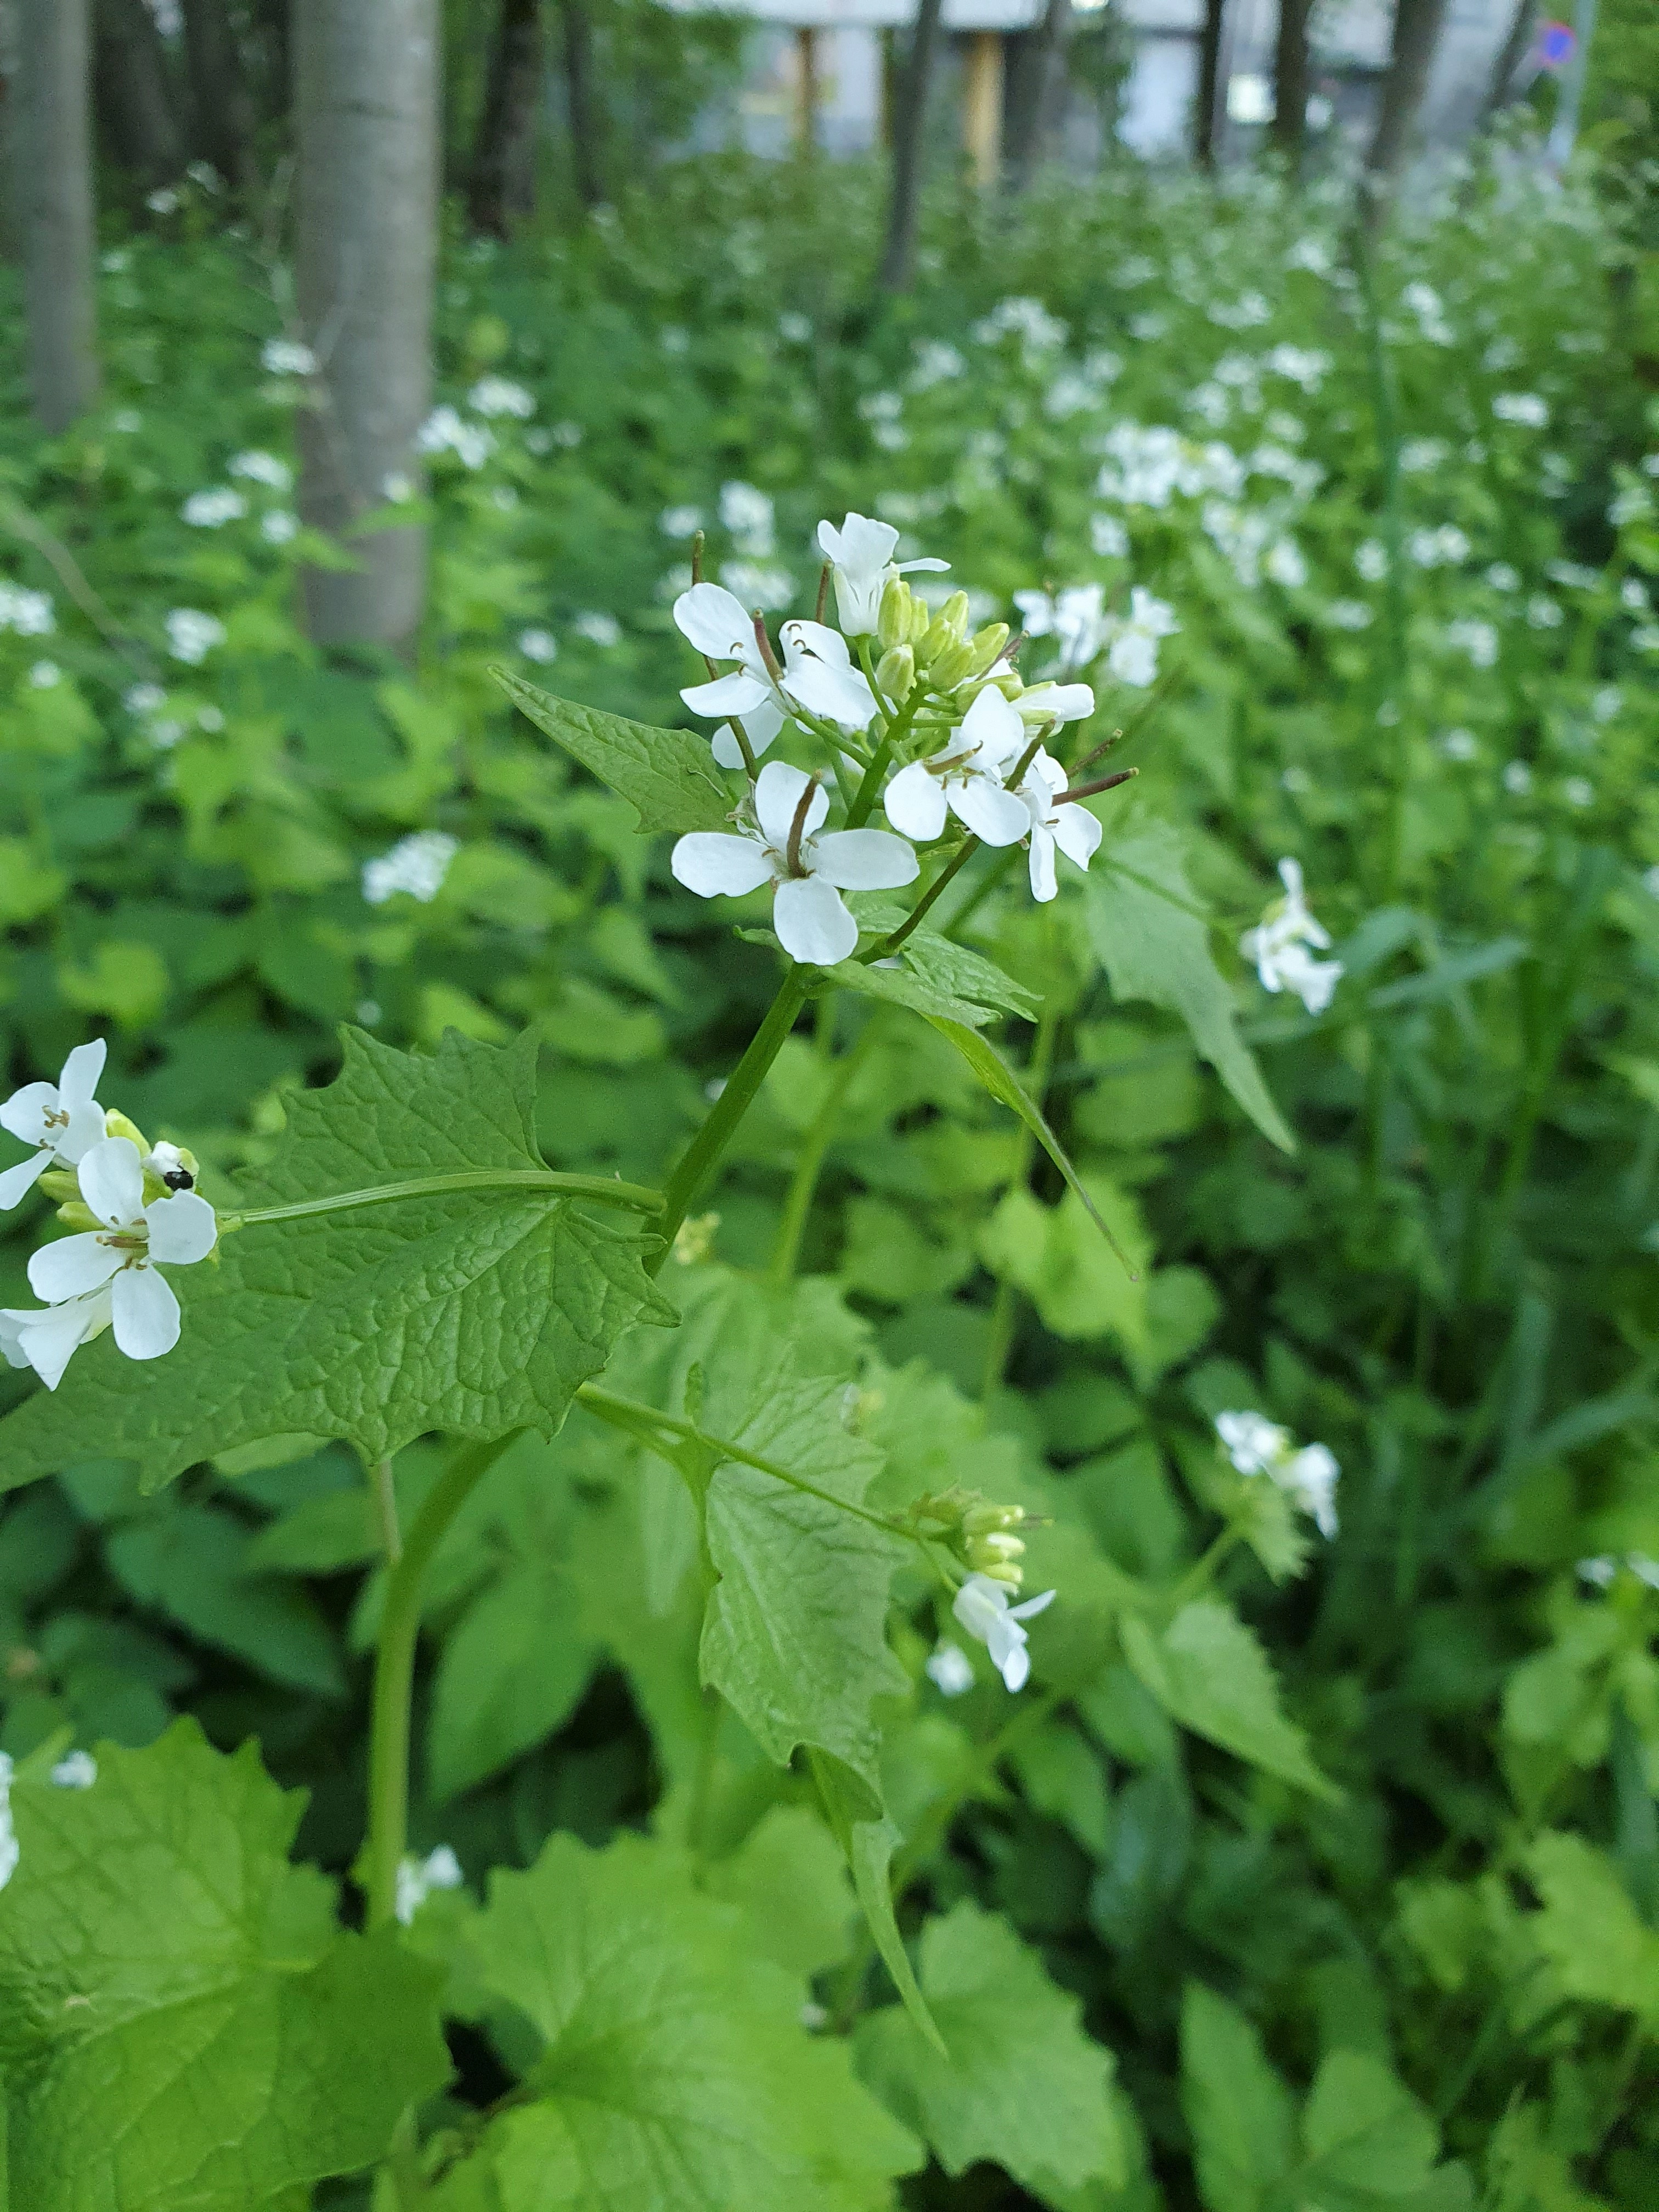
668, 512, 1138, 966
1215, 1409, 1340, 1539
904, 1486, 1055, 1692
0, 1042, 218, 1390
1240, 858, 1344, 1016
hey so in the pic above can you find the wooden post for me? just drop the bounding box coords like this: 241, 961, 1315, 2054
794, 26, 819, 150
962, 29, 1003, 188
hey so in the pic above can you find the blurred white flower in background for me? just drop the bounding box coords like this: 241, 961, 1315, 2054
229, 450, 291, 490
924, 1643, 975, 1696
0, 584, 55, 636
468, 376, 534, 419
362, 831, 458, 906
260, 337, 317, 377
416, 406, 493, 470
165, 608, 224, 664
1493, 392, 1549, 427
182, 487, 246, 528
517, 628, 558, 663
1242, 859, 1343, 1015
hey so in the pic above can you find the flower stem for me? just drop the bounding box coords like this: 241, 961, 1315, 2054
768, 1017, 885, 1290
652, 968, 809, 1268
365, 1432, 521, 1933
864, 836, 979, 961
226, 1167, 663, 1231
980, 984, 1061, 1403
1169, 1523, 1247, 1611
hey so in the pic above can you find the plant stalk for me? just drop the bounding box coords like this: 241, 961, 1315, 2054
228, 1167, 663, 1230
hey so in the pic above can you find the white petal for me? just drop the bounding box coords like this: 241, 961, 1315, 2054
883, 761, 947, 842
818, 512, 898, 574
1008, 1587, 1057, 1622
958, 685, 1025, 768
950, 777, 1031, 848
29, 1233, 122, 1302
56, 1098, 109, 1165
1018, 681, 1095, 725
780, 618, 852, 670
1051, 802, 1104, 871
671, 833, 775, 899
0, 1082, 57, 1147
710, 698, 783, 771
0, 1310, 29, 1370
112, 1265, 182, 1361
673, 581, 755, 661
754, 760, 828, 849
681, 670, 770, 718
782, 658, 878, 731
1277, 857, 1305, 900
1029, 826, 1058, 903
774, 875, 858, 966
77, 1136, 144, 1228
810, 828, 920, 891
998, 1639, 1031, 1692
896, 557, 950, 573
57, 1040, 108, 1110
10, 1296, 104, 1390
144, 1189, 218, 1265
0, 1150, 51, 1210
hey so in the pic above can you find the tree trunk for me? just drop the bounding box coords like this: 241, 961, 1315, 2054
181, 0, 257, 192
560, 0, 603, 210
470, 0, 543, 235
1269, 0, 1312, 166
1482, 0, 1535, 115
1194, 0, 1228, 170
94, 0, 184, 189
1363, 0, 1450, 216
1004, 0, 1071, 193
878, 0, 943, 292
15, 0, 99, 431
294, 0, 438, 650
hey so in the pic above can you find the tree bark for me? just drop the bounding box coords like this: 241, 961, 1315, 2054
1004, 0, 1071, 193
1269, 0, 1312, 166
470, 0, 544, 234
560, 0, 603, 210
1482, 0, 1535, 119
1363, 0, 1450, 216
294, 0, 438, 650
94, 0, 184, 188
878, 0, 943, 292
181, 0, 257, 193
15, 0, 99, 431
1194, 0, 1228, 170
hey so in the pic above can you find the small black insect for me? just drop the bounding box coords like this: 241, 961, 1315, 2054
162, 1168, 195, 1192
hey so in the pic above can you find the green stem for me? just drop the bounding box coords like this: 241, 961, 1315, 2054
864, 837, 979, 961
979, 986, 1061, 1403
1169, 1523, 1247, 1611
365, 1432, 521, 1933
1353, 229, 1409, 898
942, 842, 1020, 939
653, 969, 809, 1266
227, 1168, 663, 1231
768, 1018, 884, 1290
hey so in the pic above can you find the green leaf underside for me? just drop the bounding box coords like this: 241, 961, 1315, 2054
1121, 1601, 1340, 1801
854, 1900, 1122, 2201
429, 1832, 920, 2212
492, 669, 735, 833
0, 1029, 675, 1491
0, 1722, 449, 2211
1087, 827, 1295, 1153
830, 957, 999, 1029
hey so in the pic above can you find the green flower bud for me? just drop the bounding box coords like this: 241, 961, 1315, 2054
939, 590, 971, 637
967, 622, 1010, 676
878, 577, 913, 650
928, 640, 976, 692
55, 1201, 101, 1231
875, 643, 916, 700
104, 1109, 149, 1154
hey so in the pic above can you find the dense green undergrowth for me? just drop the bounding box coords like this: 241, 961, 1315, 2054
2, 149, 1658, 2209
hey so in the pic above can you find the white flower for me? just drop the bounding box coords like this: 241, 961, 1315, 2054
260, 510, 298, 546
1014, 583, 1107, 673
19, 1136, 217, 1373
518, 628, 558, 663
717, 560, 795, 614
1564, 777, 1594, 809
884, 686, 1032, 848
468, 375, 534, 419
674, 584, 877, 765
719, 480, 775, 557
1400, 438, 1449, 474
815, 513, 948, 636
1578, 1553, 1659, 1593
146, 185, 179, 215
1446, 618, 1499, 668
1013, 681, 1095, 728
1485, 562, 1520, 592
925, 1642, 976, 1696
1355, 539, 1389, 583
660, 505, 704, 540
182, 486, 246, 528
1106, 586, 1179, 689
0, 583, 54, 636
1526, 595, 1562, 631
1090, 513, 1129, 560
166, 608, 225, 664
1621, 580, 1649, 613
28, 661, 59, 688
229, 449, 291, 490
1266, 344, 1330, 392
124, 682, 166, 716
670, 759, 917, 968
1019, 748, 1103, 903
394, 1843, 465, 1925
1266, 538, 1308, 590
952, 1575, 1055, 1693
1215, 1412, 1339, 1538
573, 610, 621, 648
362, 830, 458, 906
1593, 685, 1623, 721
1327, 600, 1373, 631
0, 1041, 108, 1209
416, 405, 494, 470
1441, 728, 1479, 761
50, 1751, 97, 1788
1215, 1408, 1290, 1474
1493, 392, 1549, 427
1241, 858, 1343, 1015
1503, 760, 1533, 795
261, 337, 317, 376
1408, 526, 1470, 569
382, 472, 415, 504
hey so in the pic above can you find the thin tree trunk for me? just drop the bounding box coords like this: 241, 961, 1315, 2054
1362, 0, 1450, 218
294, 0, 438, 650
1194, 0, 1227, 170
1005, 0, 1071, 193
560, 0, 603, 210
878, 0, 943, 292
15, 0, 99, 431
470, 0, 543, 234
181, 0, 257, 192
1269, 0, 1312, 166
1482, 0, 1534, 118
94, 0, 184, 188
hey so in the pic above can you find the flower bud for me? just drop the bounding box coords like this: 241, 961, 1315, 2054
55, 1201, 101, 1231
963, 1501, 1022, 1537
939, 590, 971, 638
878, 577, 913, 650
104, 1109, 149, 1153
967, 623, 1010, 677
875, 644, 916, 701
928, 640, 976, 692
917, 614, 956, 668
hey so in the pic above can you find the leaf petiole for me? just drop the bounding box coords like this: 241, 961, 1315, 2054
223, 1167, 664, 1230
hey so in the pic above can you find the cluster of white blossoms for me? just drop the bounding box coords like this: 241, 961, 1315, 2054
1215, 1410, 1340, 1539
0, 1042, 218, 1390
1241, 859, 1344, 1017
668, 513, 1147, 966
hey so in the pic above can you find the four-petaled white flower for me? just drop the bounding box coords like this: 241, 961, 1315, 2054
816, 512, 948, 636
671, 760, 917, 967
1013, 680, 1096, 729
952, 1574, 1056, 1692
1018, 748, 1104, 902
23, 1136, 218, 1370
1240, 857, 1344, 1015
884, 686, 1031, 847
0, 1042, 109, 1210
675, 585, 880, 767
1106, 586, 1180, 688
1215, 1410, 1340, 1539
1014, 583, 1107, 673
